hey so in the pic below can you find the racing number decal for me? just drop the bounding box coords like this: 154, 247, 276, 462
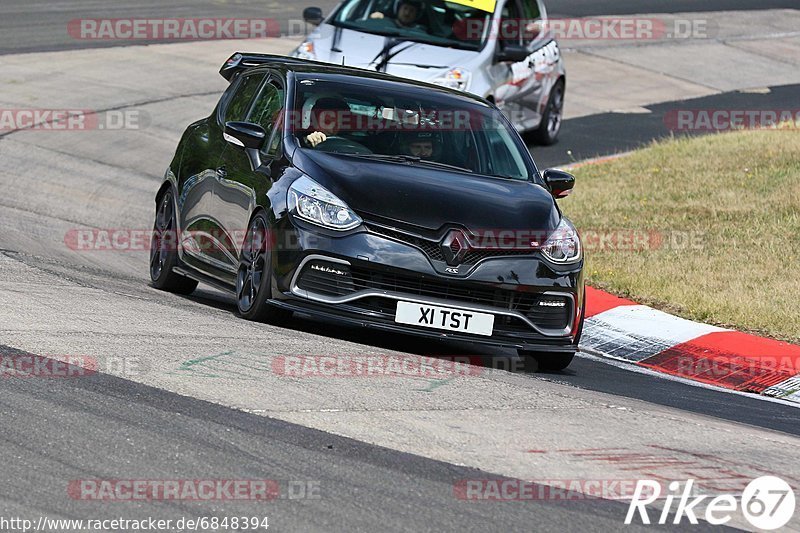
533, 40, 560, 71
511, 40, 559, 85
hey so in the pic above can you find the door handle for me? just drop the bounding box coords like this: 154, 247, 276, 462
215, 167, 227, 179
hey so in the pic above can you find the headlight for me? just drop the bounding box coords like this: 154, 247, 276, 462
295, 41, 316, 60
541, 218, 581, 264
430, 68, 471, 91
288, 176, 362, 231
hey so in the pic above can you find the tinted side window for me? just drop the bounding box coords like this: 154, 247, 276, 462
224, 74, 265, 123
248, 81, 284, 155
249, 83, 282, 132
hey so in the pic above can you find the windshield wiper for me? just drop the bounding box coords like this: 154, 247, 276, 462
331, 21, 403, 38
331, 25, 343, 52
413, 159, 474, 173
390, 62, 449, 69
373, 37, 418, 72
348, 154, 473, 173
349, 154, 420, 164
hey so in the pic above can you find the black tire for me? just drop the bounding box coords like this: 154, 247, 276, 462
236, 212, 293, 324
150, 190, 198, 295
530, 80, 564, 146
519, 350, 575, 372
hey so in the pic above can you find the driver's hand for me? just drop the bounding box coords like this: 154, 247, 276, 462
525, 20, 542, 39
369, 12, 385, 19
306, 131, 327, 147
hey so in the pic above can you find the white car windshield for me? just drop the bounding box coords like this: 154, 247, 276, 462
330, 0, 494, 51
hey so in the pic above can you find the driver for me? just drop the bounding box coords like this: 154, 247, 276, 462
402, 131, 442, 160
370, 0, 426, 30
302, 97, 350, 148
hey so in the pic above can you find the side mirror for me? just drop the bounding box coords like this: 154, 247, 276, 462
542, 169, 575, 199
496, 43, 530, 63
303, 7, 324, 25
224, 121, 266, 150
224, 122, 271, 172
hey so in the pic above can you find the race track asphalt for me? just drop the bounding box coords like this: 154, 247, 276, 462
2, 346, 664, 532
531, 83, 800, 168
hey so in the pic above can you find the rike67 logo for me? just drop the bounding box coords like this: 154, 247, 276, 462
626, 476, 796, 529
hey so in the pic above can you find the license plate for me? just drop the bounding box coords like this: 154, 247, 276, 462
395, 301, 494, 336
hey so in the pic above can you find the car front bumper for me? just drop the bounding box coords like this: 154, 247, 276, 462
270, 218, 585, 351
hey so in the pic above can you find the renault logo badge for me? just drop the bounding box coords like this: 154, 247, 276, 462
441, 230, 470, 266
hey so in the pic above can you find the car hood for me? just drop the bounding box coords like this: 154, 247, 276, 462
304, 25, 478, 81
293, 150, 560, 234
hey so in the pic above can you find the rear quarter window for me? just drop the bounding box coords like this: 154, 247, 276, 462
223, 74, 265, 124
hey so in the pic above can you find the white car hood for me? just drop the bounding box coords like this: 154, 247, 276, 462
305, 25, 478, 81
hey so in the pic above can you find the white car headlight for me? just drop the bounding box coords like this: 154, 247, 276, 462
295, 41, 316, 60
430, 68, 471, 91
541, 218, 582, 264
288, 176, 362, 231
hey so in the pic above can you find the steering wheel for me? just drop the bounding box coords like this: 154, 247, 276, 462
314, 136, 373, 155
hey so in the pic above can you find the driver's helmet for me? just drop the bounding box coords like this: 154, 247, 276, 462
394, 0, 425, 23
309, 97, 350, 133
401, 130, 443, 160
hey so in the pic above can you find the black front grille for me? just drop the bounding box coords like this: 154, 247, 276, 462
462, 248, 533, 264
350, 268, 523, 309
368, 225, 445, 261
367, 224, 535, 265
295, 261, 572, 332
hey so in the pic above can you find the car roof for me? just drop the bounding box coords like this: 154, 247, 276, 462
220, 52, 492, 108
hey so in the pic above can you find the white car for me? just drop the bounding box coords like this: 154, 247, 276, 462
293, 0, 566, 144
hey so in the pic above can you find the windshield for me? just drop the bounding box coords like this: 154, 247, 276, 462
292, 77, 533, 181
330, 0, 495, 51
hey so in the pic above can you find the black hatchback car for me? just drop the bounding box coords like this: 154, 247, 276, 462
150, 52, 584, 370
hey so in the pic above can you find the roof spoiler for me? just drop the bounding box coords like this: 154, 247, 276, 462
220, 52, 306, 81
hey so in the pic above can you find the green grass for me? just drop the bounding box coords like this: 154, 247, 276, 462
563, 129, 800, 343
